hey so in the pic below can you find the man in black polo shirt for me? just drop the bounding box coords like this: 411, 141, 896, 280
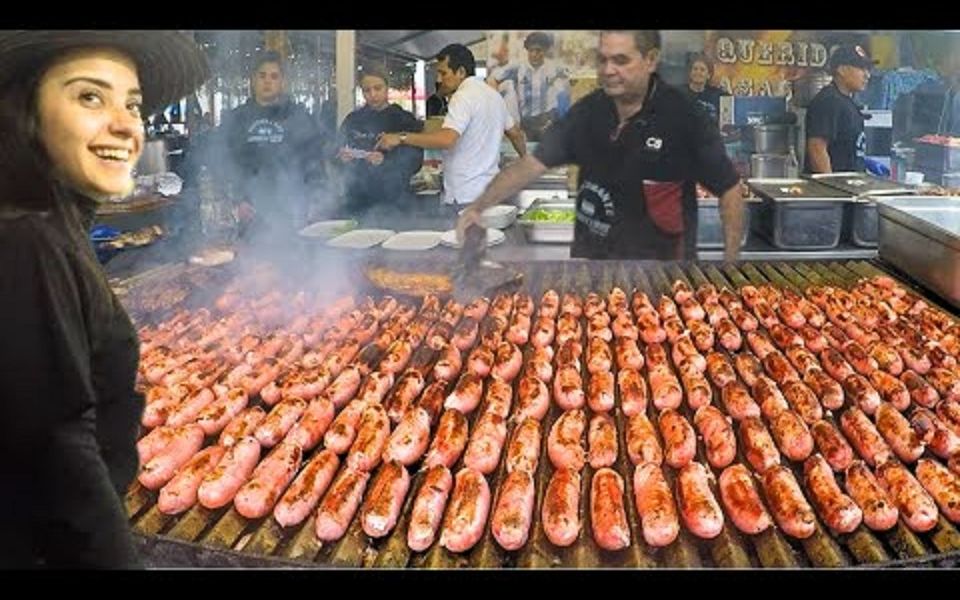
804, 44, 874, 174
456, 30, 744, 261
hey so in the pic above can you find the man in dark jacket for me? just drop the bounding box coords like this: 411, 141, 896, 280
215, 51, 325, 237
336, 65, 423, 217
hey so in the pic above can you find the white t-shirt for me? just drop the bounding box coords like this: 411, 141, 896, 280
441, 76, 515, 205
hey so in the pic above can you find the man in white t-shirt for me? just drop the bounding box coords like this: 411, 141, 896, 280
377, 44, 527, 205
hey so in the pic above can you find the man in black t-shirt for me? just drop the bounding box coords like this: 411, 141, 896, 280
456, 31, 744, 261
804, 44, 874, 173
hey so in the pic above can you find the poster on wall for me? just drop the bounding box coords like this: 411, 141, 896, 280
485, 30, 598, 141
704, 31, 870, 97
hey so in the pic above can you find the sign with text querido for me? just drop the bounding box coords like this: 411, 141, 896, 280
706, 31, 869, 97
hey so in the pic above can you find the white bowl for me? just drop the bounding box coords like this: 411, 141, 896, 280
458, 204, 518, 229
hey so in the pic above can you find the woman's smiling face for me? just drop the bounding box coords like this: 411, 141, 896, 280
36, 47, 144, 201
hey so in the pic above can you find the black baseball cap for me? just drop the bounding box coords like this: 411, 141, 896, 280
829, 44, 876, 72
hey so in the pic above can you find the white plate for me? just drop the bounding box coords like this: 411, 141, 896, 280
439, 228, 506, 248
381, 230, 443, 251
298, 219, 358, 238
326, 229, 396, 249
458, 204, 518, 229
189, 249, 236, 266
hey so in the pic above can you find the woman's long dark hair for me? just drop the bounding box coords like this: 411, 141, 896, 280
0, 58, 58, 210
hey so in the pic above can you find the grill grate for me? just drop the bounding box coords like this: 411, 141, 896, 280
125, 259, 960, 568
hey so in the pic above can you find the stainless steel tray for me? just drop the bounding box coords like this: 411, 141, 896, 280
806, 172, 916, 197
747, 178, 853, 201
697, 196, 760, 249
876, 196, 960, 308
517, 199, 575, 244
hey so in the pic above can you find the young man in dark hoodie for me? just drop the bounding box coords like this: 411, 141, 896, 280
215, 50, 325, 238
336, 64, 423, 217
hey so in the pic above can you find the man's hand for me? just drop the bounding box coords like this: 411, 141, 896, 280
455, 205, 484, 244
376, 133, 402, 151
723, 247, 740, 265
337, 147, 354, 162
366, 151, 384, 166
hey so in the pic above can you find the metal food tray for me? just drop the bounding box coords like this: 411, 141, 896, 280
517, 199, 575, 244
697, 196, 761, 249
876, 195, 960, 308
806, 172, 916, 197
747, 178, 853, 201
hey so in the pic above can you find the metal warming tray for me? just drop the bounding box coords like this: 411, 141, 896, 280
876, 195, 960, 308
747, 178, 852, 250
804, 173, 917, 248
805, 172, 916, 197
517, 199, 575, 244
696, 196, 761, 249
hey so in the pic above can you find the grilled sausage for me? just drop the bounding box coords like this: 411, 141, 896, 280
840, 406, 892, 467
588, 413, 618, 470
843, 374, 882, 416
618, 367, 648, 417
810, 419, 854, 472
694, 405, 737, 469
734, 352, 764, 388
676, 462, 724, 539
315, 467, 371, 541
875, 402, 925, 463
445, 372, 484, 414
911, 408, 960, 459
591, 468, 631, 550
423, 408, 469, 470
346, 403, 390, 472
769, 409, 814, 462
543, 468, 581, 547
554, 365, 585, 411
273, 449, 340, 528
407, 464, 454, 551
158, 445, 227, 515
548, 408, 587, 471
234, 441, 303, 519
360, 460, 411, 538
803, 453, 862, 533
440, 467, 491, 553
875, 459, 939, 533
463, 412, 508, 475
802, 368, 844, 411
138, 424, 206, 490
760, 464, 816, 539
491, 469, 536, 551
721, 380, 761, 421
507, 417, 542, 475
781, 380, 823, 425
901, 369, 939, 409
627, 412, 663, 466
587, 370, 615, 413
915, 458, 960, 524
843, 460, 898, 531
659, 408, 697, 469
718, 463, 772, 535
198, 436, 262, 509
633, 462, 680, 547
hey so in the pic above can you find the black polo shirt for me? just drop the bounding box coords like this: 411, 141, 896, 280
803, 82, 866, 173
534, 74, 740, 260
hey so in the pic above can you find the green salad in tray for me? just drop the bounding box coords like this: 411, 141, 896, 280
522, 208, 575, 224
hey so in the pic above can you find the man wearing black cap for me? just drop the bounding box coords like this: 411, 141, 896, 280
804, 44, 874, 173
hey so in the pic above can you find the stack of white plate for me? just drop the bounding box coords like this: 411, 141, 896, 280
458, 205, 518, 229
326, 229, 395, 249
381, 230, 444, 251
439, 228, 506, 248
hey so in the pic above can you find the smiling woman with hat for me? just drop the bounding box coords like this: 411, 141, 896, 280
804, 43, 875, 174
0, 30, 208, 568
